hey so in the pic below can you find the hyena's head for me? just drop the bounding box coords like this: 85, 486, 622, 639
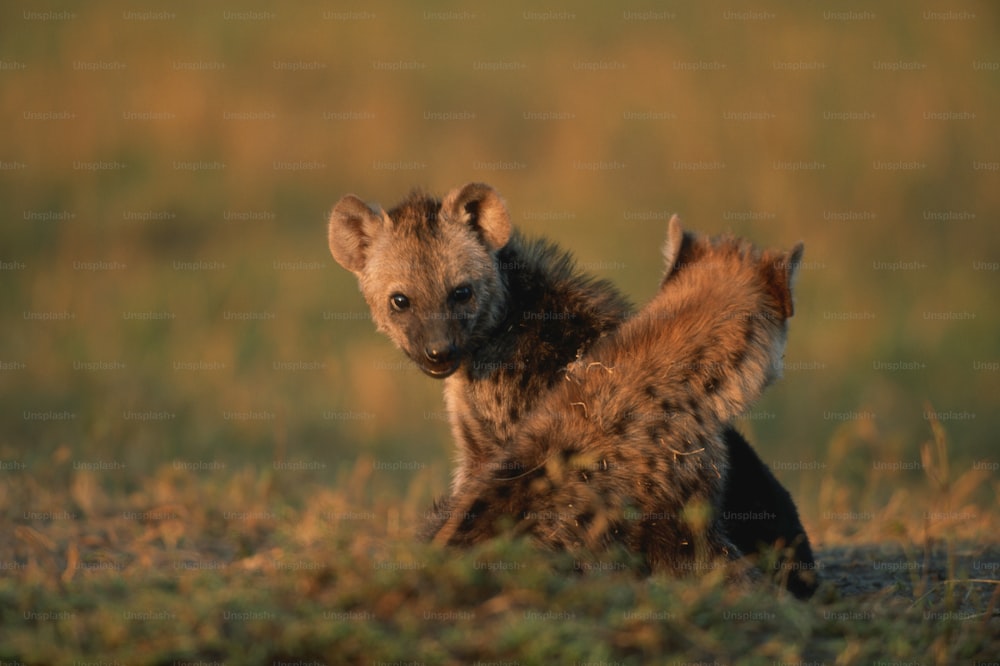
660, 214, 804, 386
661, 214, 804, 321
328, 182, 511, 378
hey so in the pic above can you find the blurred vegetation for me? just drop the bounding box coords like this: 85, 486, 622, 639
1, 2, 999, 650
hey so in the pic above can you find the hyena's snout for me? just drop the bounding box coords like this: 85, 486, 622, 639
418, 339, 462, 378
412, 306, 480, 378
424, 342, 458, 365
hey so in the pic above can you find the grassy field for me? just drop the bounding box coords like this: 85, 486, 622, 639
1, 418, 999, 663
1, 1, 998, 662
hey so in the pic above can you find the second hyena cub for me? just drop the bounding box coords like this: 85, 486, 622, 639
431, 219, 804, 575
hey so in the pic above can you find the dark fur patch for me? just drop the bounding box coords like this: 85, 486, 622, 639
493, 481, 513, 500
461, 499, 488, 527
387, 190, 441, 240
459, 420, 477, 452
560, 447, 582, 464
645, 425, 660, 443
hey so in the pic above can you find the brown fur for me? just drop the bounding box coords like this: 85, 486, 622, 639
430, 219, 804, 575
329, 184, 629, 492
328, 183, 816, 594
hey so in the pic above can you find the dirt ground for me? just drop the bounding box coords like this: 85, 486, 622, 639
816, 540, 1000, 612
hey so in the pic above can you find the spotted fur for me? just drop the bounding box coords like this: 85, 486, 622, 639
328, 183, 816, 594
429, 220, 804, 576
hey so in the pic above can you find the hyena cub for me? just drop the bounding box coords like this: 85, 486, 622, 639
431, 219, 804, 576
328, 183, 629, 493
328, 183, 816, 594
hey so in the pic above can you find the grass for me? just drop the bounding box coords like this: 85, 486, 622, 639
2, 419, 998, 664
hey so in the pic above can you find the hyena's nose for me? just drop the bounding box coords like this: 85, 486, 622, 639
424, 345, 456, 365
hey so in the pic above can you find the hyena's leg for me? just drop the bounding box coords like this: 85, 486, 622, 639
720, 427, 818, 598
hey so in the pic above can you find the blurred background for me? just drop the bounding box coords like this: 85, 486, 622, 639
1, 1, 997, 525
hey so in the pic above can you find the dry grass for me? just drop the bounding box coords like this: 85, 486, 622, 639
1, 418, 997, 664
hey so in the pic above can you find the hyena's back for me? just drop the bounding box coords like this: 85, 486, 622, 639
434, 222, 804, 576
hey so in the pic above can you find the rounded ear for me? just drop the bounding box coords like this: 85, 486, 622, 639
661, 214, 684, 279
328, 195, 387, 275
440, 182, 512, 251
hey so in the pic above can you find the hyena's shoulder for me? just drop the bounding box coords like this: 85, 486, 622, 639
454, 232, 633, 437
503, 233, 630, 314
497, 232, 632, 357
445, 230, 634, 488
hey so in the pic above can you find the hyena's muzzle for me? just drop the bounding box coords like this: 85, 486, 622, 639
406, 314, 474, 379
419, 339, 461, 378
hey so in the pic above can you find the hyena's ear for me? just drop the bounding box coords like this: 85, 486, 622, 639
328, 195, 387, 275
661, 214, 684, 279
440, 182, 512, 251
768, 242, 805, 319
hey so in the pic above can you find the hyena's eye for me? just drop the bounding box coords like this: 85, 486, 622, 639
451, 285, 473, 304
389, 293, 411, 312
